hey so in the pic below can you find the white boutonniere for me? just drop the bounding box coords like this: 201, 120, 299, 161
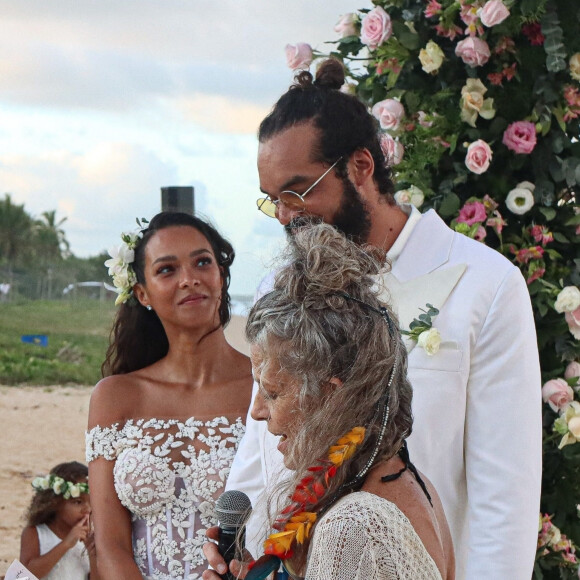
401, 303, 441, 356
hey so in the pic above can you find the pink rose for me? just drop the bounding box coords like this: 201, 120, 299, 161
542, 378, 574, 413
335, 13, 358, 38
565, 307, 580, 340
372, 99, 405, 131
565, 361, 580, 385
465, 139, 493, 174
361, 6, 392, 50
479, 0, 510, 28
457, 201, 487, 226
455, 37, 491, 67
285, 43, 313, 70
502, 121, 537, 154
379, 133, 404, 165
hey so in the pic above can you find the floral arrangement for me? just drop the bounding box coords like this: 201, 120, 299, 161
104, 228, 143, 306
31, 474, 89, 499
537, 514, 579, 572
286, 0, 580, 576
247, 427, 365, 579
400, 303, 441, 355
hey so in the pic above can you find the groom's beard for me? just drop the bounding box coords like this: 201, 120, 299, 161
284, 178, 372, 245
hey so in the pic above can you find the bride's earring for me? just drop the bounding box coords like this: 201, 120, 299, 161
146, 305, 152, 311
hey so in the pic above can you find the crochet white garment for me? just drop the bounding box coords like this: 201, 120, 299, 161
305, 491, 442, 580
86, 416, 245, 580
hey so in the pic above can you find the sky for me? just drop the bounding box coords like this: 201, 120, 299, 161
0, 0, 371, 296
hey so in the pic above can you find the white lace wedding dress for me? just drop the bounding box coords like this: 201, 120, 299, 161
305, 491, 442, 580
86, 415, 245, 580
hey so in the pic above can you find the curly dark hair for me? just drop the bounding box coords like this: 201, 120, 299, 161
102, 212, 235, 376
25, 461, 88, 527
258, 58, 395, 201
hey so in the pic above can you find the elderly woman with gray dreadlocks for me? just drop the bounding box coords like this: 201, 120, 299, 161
204, 222, 454, 580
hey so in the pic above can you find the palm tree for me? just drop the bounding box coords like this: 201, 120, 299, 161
35, 210, 70, 260
0, 194, 34, 272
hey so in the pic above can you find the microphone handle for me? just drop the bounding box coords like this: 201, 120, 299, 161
218, 525, 245, 580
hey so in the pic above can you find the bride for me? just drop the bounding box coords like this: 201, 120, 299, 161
203, 223, 454, 580
87, 212, 252, 579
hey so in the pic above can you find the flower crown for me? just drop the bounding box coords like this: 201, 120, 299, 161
104, 220, 147, 306
31, 474, 89, 499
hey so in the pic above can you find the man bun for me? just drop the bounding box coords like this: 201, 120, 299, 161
314, 59, 346, 90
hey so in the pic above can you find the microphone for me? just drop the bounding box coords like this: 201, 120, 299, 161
214, 490, 252, 580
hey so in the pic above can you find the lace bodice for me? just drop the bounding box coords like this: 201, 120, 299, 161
306, 491, 442, 580
86, 416, 245, 580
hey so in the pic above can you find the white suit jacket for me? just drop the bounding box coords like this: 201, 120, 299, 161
226, 209, 542, 580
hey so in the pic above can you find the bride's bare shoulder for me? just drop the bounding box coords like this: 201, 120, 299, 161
88, 371, 148, 427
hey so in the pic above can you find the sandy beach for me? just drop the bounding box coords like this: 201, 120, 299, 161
0, 316, 248, 578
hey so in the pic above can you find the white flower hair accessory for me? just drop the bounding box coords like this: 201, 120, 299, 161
31, 474, 89, 499
104, 219, 147, 306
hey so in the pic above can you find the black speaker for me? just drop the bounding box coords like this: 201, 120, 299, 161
161, 186, 194, 215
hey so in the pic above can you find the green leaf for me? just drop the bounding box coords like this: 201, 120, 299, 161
565, 214, 580, 226
552, 232, 569, 244
392, 21, 421, 51
438, 193, 461, 217
549, 156, 564, 182
539, 207, 557, 221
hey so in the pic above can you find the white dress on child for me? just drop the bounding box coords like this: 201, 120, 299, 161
36, 523, 89, 580
86, 415, 245, 580
305, 491, 442, 580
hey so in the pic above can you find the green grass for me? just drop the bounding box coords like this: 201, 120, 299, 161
0, 299, 116, 385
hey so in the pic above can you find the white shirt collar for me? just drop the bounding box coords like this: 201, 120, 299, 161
386, 204, 422, 264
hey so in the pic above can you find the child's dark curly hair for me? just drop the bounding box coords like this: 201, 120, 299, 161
25, 461, 88, 527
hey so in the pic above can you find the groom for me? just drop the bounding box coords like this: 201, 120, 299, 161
209, 60, 542, 580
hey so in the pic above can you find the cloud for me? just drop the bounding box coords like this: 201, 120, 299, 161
0, 143, 179, 254
175, 94, 269, 134
0, 0, 370, 111
0, 0, 372, 295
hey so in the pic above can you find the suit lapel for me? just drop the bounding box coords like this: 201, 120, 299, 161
375, 210, 467, 350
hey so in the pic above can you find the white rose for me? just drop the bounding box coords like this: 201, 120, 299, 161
569, 53, 580, 81
69, 484, 81, 498
555, 286, 580, 313
395, 185, 424, 208
460, 78, 495, 127
505, 187, 534, 215
52, 477, 66, 495
569, 416, 580, 439
419, 40, 445, 74
417, 327, 441, 356
32, 476, 49, 490
113, 269, 130, 290
516, 180, 536, 192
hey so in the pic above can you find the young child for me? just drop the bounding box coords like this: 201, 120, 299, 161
19, 461, 100, 580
